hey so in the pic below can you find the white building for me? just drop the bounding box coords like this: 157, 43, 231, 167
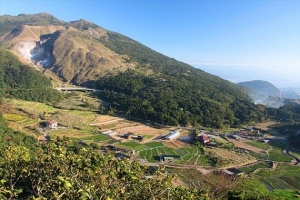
165, 130, 180, 140
48, 120, 58, 129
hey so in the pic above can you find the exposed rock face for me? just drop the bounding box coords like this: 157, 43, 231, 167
16, 41, 37, 60
15, 39, 52, 68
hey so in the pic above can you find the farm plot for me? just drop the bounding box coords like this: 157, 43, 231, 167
80, 134, 110, 142
245, 141, 269, 150
115, 125, 169, 142
239, 161, 272, 174
204, 147, 255, 168
261, 176, 300, 190
6, 99, 58, 114
172, 146, 212, 166
144, 141, 164, 148
116, 141, 145, 151
226, 137, 265, 153
3, 113, 26, 122
139, 143, 179, 162
163, 140, 190, 149
249, 144, 291, 162
253, 163, 300, 191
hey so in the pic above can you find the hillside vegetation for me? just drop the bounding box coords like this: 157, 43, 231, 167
95, 70, 267, 127
0, 48, 63, 103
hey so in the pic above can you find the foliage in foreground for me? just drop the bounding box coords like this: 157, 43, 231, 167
0, 142, 209, 200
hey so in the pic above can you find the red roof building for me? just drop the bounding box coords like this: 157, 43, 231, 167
48, 120, 58, 129
198, 134, 210, 144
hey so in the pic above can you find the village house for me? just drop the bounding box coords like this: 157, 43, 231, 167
198, 134, 210, 144
164, 130, 180, 140
159, 155, 181, 162
47, 120, 58, 129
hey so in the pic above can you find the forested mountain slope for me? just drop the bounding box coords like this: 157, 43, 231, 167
0, 48, 63, 103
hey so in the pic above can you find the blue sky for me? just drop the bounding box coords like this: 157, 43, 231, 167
1, 0, 300, 88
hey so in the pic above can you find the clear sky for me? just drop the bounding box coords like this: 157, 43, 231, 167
1, 0, 300, 88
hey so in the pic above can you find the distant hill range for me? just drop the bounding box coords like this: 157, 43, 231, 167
281, 90, 300, 99
237, 80, 281, 98
0, 12, 266, 127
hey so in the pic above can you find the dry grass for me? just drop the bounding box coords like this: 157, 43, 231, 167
226, 137, 265, 153
204, 147, 255, 168
163, 140, 190, 149
4, 25, 137, 84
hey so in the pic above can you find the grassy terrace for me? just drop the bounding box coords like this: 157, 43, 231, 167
137, 143, 212, 165
245, 141, 269, 150
237, 162, 300, 197
80, 134, 110, 142
239, 161, 272, 174
246, 141, 291, 162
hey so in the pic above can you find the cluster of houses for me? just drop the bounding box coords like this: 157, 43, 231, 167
230, 126, 264, 141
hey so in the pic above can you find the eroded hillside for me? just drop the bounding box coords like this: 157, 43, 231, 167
1, 25, 136, 84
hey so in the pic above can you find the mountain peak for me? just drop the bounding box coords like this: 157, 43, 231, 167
67, 19, 100, 30
35, 12, 59, 20
237, 80, 281, 97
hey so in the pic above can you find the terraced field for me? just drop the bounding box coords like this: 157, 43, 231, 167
138, 143, 212, 165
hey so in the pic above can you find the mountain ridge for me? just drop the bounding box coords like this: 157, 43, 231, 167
237, 80, 281, 97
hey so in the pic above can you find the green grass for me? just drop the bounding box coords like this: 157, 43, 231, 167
252, 163, 300, 191
249, 142, 292, 162
289, 151, 300, 159
4, 113, 26, 122
137, 142, 187, 162
144, 141, 164, 148
239, 161, 272, 174
269, 190, 300, 200
81, 134, 110, 142
245, 141, 269, 150
117, 141, 144, 150
19, 118, 38, 127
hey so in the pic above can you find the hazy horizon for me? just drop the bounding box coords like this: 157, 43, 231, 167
195, 64, 300, 89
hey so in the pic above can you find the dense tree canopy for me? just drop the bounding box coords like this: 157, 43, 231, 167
94, 70, 266, 127
0, 48, 63, 103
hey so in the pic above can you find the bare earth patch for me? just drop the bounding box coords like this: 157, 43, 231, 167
163, 140, 190, 149
204, 147, 254, 167
116, 125, 168, 138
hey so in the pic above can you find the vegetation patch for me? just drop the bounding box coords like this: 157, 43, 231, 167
239, 161, 272, 174
245, 141, 269, 150
268, 190, 300, 200
80, 134, 110, 142
116, 141, 144, 150
3, 113, 26, 122
143, 141, 164, 148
